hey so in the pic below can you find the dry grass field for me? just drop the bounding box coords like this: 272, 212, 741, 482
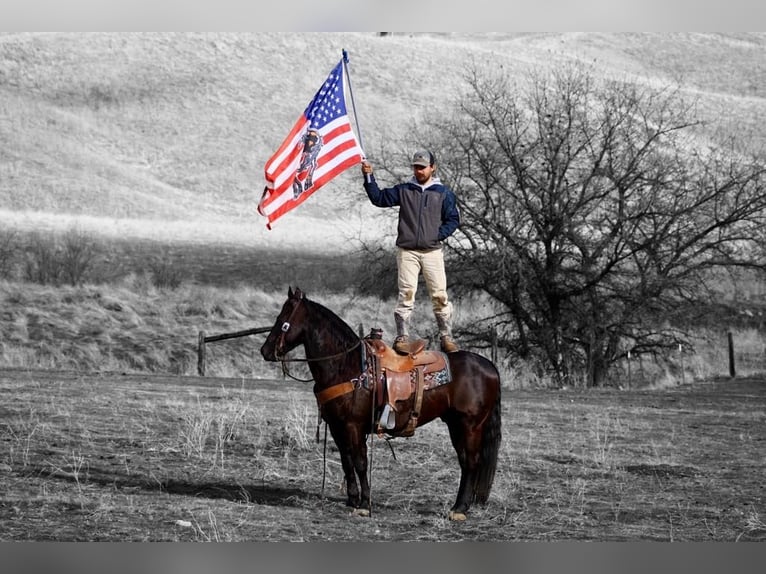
1, 367, 764, 541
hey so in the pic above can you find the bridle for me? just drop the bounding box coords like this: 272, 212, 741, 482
274, 297, 363, 380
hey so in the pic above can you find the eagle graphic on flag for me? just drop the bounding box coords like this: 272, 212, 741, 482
258, 57, 364, 229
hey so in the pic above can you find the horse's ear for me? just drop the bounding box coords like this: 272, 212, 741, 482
288, 286, 304, 300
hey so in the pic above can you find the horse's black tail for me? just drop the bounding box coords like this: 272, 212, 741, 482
474, 387, 502, 505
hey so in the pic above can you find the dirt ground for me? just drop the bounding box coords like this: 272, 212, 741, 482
1, 368, 764, 541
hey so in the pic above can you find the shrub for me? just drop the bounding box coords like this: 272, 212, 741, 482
147, 248, 185, 290
21, 227, 101, 286
0, 229, 20, 279
24, 232, 62, 285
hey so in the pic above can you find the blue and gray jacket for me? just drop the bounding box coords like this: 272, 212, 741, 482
364, 175, 460, 251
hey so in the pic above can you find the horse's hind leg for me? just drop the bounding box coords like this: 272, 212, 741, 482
446, 421, 483, 521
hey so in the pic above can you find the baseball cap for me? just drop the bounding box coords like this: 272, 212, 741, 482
411, 150, 434, 167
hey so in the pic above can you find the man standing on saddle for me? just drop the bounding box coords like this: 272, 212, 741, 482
361, 150, 460, 354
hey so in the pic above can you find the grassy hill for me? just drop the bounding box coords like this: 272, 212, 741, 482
2, 32, 765, 252
2, 32, 766, 383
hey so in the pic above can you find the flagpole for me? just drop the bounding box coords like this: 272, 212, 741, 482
342, 49, 364, 154
342, 49, 371, 184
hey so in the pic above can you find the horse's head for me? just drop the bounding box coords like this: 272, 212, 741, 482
260, 286, 309, 362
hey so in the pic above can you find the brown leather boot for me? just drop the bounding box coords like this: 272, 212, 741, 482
440, 335, 459, 353
393, 335, 410, 355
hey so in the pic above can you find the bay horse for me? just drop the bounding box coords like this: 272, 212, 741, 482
260, 287, 502, 521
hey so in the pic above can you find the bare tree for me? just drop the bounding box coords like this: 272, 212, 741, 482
60, 226, 98, 286
429, 62, 766, 386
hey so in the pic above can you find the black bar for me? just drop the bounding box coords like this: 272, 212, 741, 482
204, 326, 272, 343
198, 331, 206, 376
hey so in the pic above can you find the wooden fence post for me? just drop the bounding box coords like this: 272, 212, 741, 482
679, 343, 685, 385
728, 331, 736, 379
197, 330, 206, 376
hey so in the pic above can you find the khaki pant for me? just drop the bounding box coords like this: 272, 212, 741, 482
395, 247, 453, 337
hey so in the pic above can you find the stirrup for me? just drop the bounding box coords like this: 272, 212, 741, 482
379, 404, 396, 429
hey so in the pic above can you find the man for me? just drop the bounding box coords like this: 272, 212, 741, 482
361, 150, 460, 354
292, 128, 323, 199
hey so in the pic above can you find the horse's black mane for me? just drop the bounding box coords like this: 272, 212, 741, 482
304, 297, 360, 346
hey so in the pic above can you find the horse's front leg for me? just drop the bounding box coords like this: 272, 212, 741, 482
329, 424, 369, 512
350, 428, 370, 515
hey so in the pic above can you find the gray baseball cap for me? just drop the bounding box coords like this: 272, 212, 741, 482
411, 150, 434, 167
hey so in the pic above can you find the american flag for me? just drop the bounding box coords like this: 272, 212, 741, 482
258, 58, 363, 229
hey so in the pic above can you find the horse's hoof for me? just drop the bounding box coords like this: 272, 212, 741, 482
351, 508, 370, 517
448, 511, 467, 521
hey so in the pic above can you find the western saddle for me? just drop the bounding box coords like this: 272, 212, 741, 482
363, 329, 450, 437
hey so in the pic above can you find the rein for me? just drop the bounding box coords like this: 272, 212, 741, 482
276, 338, 362, 364
276, 338, 363, 383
